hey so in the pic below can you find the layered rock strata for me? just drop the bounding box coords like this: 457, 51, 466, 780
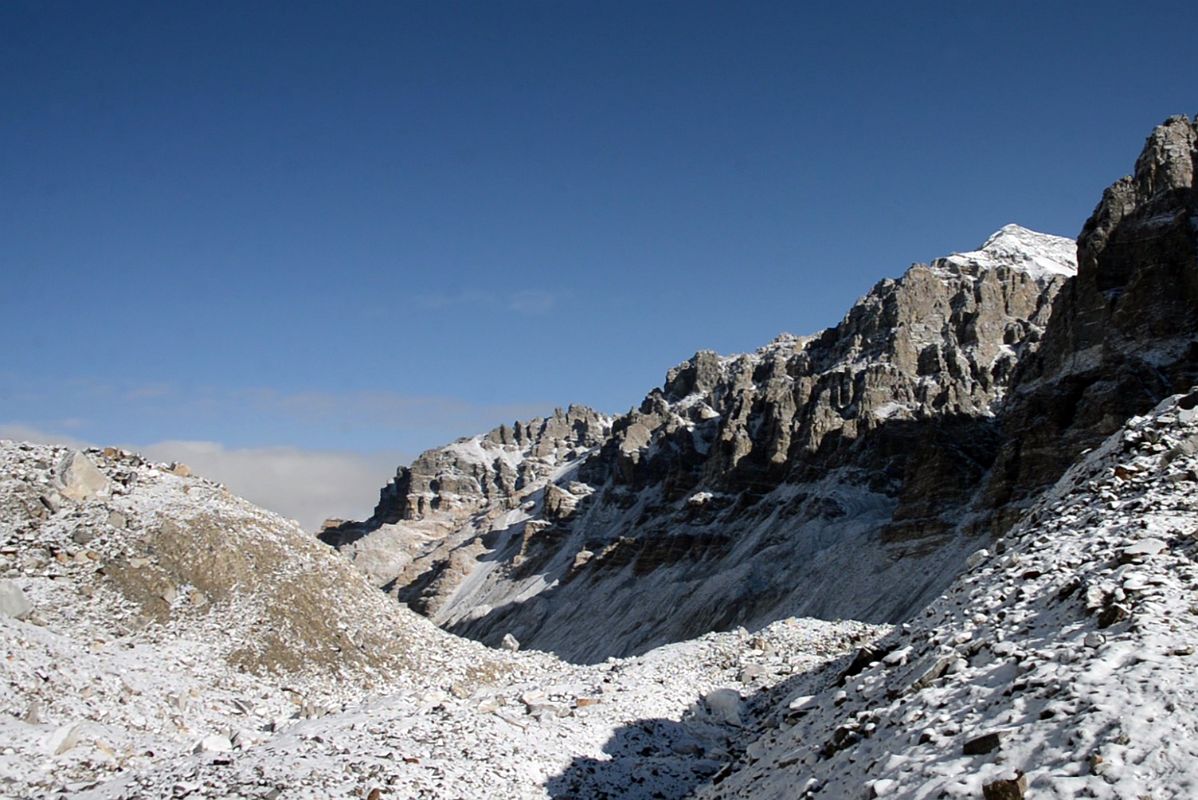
329, 225, 1076, 662
981, 114, 1198, 527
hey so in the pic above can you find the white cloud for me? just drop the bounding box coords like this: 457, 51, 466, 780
0, 424, 405, 532
137, 441, 405, 532
0, 424, 92, 450
508, 289, 557, 314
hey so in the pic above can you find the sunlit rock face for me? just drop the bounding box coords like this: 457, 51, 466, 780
328, 225, 1077, 663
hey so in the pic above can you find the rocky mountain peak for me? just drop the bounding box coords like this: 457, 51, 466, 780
981, 116, 1198, 525
358, 404, 611, 528
1077, 114, 1197, 293
935, 223, 1077, 280
327, 225, 1077, 662
1133, 113, 1197, 198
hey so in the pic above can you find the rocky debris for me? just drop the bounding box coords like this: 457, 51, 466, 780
982, 115, 1198, 527
0, 439, 527, 799
692, 391, 1198, 798
0, 436, 880, 800
55, 450, 110, 502
0, 578, 33, 619
329, 226, 1076, 662
982, 772, 1028, 800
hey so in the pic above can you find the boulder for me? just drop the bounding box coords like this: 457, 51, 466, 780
194, 734, 234, 754
0, 579, 32, 620
44, 722, 91, 755
963, 731, 1004, 755
55, 450, 109, 502
704, 687, 743, 726
982, 772, 1028, 799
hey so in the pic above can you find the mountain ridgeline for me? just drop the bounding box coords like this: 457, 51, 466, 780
323, 115, 1198, 664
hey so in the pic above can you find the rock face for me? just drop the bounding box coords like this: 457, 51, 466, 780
980, 115, 1198, 526
377, 404, 610, 525
318, 405, 612, 611
328, 225, 1077, 662
692, 390, 1198, 799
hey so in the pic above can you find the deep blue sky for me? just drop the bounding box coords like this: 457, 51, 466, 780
1, 1, 1195, 516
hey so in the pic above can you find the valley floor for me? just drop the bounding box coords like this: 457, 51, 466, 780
8, 389, 1198, 799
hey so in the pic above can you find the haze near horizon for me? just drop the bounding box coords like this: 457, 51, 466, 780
2, 1, 1194, 527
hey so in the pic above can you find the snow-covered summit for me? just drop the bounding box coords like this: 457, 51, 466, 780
935, 223, 1077, 280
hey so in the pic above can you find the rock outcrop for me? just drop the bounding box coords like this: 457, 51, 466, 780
318, 405, 612, 613
693, 389, 1198, 799
980, 114, 1198, 527
328, 117, 1198, 665
328, 225, 1077, 662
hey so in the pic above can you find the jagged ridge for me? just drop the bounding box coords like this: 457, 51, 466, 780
329, 224, 1078, 662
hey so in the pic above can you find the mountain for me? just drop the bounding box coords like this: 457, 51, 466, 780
686, 113, 1198, 800
5, 114, 1195, 800
326, 224, 1077, 662
0, 441, 520, 796
980, 114, 1198, 527
694, 388, 1198, 799
0, 440, 878, 799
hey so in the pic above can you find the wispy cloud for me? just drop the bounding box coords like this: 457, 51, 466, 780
237, 387, 555, 434
413, 288, 565, 316
508, 289, 557, 314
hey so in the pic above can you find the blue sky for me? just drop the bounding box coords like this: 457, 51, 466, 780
2, 1, 1194, 525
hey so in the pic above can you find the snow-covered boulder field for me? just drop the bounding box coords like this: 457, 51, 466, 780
10, 389, 1198, 799
0, 440, 879, 798
697, 390, 1198, 799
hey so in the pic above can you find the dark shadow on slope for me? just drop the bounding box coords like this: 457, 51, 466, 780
544, 716, 728, 800
544, 635, 886, 799
447, 412, 1003, 664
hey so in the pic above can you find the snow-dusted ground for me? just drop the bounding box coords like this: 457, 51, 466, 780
8, 387, 1198, 799
0, 441, 880, 799
66, 617, 879, 800
697, 390, 1198, 799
